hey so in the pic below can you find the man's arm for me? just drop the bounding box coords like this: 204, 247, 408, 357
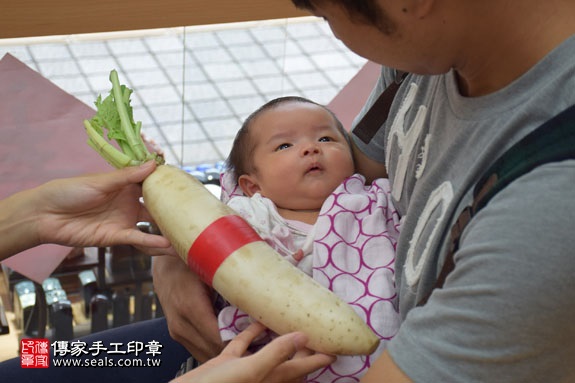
152, 255, 224, 362
361, 350, 412, 382
351, 139, 388, 182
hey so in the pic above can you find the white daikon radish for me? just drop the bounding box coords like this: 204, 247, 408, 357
143, 164, 379, 355
84, 69, 380, 355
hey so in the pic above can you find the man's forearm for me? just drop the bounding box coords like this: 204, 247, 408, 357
361, 350, 413, 383
351, 139, 388, 182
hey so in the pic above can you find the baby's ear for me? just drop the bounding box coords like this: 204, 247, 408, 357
238, 174, 261, 197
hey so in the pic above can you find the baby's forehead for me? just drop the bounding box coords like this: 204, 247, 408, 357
256, 102, 337, 126
255, 112, 340, 138
264, 100, 324, 113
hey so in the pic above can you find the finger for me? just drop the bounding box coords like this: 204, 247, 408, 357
292, 346, 313, 359
250, 331, 308, 367
258, 337, 335, 381
292, 249, 304, 262
123, 161, 157, 183
222, 322, 268, 356
172, 318, 223, 362
96, 161, 157, 191
120, 228, 173, 250
274, 353, 336, 379
135, 244, 178, 257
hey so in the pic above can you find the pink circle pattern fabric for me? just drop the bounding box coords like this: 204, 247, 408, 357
220, 173, 402, 382
308, 174, 401, 382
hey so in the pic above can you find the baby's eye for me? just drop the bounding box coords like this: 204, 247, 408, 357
319, 136, 332, 142
276, 143, 292, 151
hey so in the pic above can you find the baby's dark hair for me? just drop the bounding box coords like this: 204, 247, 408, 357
226, 96, 350, 183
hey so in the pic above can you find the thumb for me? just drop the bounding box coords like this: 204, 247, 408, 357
123, 161, 158, 183
101, 161, 157, 189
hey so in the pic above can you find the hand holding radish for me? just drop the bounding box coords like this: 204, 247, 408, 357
0, 161, 174, 261
172, 322, 336, 383
84, 70, 380, 356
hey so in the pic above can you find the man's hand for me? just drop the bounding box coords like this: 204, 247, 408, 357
153, 256, 224, 362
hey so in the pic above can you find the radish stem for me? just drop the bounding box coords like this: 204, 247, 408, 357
84, 120, 139, 168
83, 69, 164, 168
108, 70, 148, 162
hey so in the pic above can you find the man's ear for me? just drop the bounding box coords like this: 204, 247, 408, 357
238, 174, 261, 197
397, 0, 435, 19
408, 0, 435, 19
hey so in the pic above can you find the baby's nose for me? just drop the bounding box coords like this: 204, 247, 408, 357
302, 143, 320, 156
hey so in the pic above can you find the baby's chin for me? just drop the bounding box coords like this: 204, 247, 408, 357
275, 180, 347, 210
282, 197, 329, 212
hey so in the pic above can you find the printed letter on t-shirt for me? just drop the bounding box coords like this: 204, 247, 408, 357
386, 83, 429, 201
404, 181, 454, 287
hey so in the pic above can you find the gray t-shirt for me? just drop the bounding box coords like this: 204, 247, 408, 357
352, 35, 575, 382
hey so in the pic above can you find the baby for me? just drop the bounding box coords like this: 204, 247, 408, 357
218, 96, 401, 382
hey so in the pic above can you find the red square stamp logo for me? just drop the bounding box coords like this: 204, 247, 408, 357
21, 338, 50, 368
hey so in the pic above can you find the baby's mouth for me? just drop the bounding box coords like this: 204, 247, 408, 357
306, 164, 323, 174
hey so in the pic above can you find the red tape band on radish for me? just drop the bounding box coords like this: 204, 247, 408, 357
187, 215, 262, 285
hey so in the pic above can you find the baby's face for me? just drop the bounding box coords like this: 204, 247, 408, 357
244, 102, 355, 211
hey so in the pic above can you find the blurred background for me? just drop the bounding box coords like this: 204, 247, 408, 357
1, 18, 366, 168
